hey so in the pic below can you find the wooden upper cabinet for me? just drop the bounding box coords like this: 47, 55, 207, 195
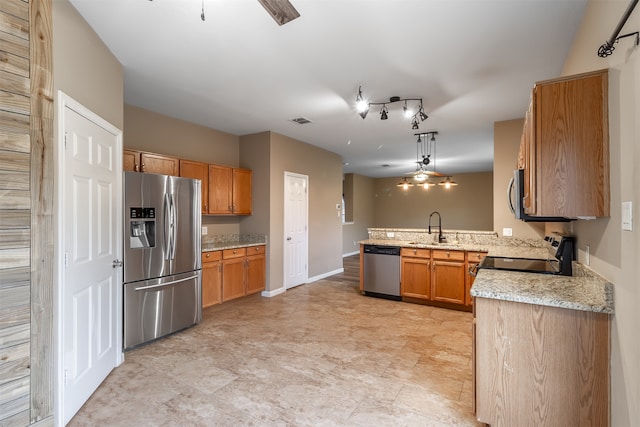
524, 69, 609, 218
180, 159, 209, 214
208, 165, 252, 215
140, 152, 179, 176
123, 149, 180, 176
208, 164, 233, 214
123, 149, 141, 172
232, 168, 252, 215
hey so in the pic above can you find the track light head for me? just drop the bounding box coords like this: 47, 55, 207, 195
411, 118, 419, 130
380, 105, 388, 120
419, 109, 429, 121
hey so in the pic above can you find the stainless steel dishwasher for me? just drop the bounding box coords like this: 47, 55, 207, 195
363, 244, 401, 300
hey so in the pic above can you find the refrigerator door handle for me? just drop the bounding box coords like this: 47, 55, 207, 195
163, 193, 171, 260
170, 193, 177, 260
133, 274, 200, 291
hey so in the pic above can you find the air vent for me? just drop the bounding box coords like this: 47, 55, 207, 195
291, 117, 312, 125
381, 164, 391, 168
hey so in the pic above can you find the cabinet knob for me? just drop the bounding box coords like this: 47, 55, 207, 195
255, 247, 260, 251
233, 249, 237, 254
141, 163, 146, 172
413, 249, 417, 254
205, 253, 210, 258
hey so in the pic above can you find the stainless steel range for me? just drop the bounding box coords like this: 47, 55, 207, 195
123, 171, 202, 350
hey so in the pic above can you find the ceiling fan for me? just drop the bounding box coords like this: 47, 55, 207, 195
408, 131, 445, 182
257, 0, 300, 26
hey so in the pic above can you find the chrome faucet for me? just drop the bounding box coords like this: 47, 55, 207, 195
428, 211, 446, 243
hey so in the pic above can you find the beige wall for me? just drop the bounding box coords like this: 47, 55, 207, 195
493, 119, 546, 238
53, 0, 123, 130
239, 132, 343, 291
373, 172, 494, 230
560, 1, 640, 425
342, 173, 375, 255
123, 104, 239, 166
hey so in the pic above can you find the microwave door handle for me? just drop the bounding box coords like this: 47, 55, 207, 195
507, 176, 515, 214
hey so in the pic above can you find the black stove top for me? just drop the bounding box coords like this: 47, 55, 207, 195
479, 256, 561, 275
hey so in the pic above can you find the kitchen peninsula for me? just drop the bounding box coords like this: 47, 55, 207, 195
360, 227, 613, 426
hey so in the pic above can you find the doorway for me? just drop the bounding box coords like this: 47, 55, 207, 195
283, 172, 308, 289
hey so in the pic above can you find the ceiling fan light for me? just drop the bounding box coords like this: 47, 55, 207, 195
397, 177, 414, 189
414, 171, 427, 182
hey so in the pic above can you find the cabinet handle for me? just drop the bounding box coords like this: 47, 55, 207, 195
134, 163, 139, 172
255, 247, 260, 251
233, 249, 237, 254
218, 264, 222, 272
141, 163, 146, 172
413, 249, 417, 254
205, 253, 210, 258
204, 204, 208, 211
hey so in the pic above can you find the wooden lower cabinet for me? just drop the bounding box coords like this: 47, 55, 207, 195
431, 250, 466, 305
475, 297, 610, 426
218, 245, 266, 303
246, 245, 266, 295
465, 251, 487, 306
400, 248, 431, 299
202, 251, 222, 308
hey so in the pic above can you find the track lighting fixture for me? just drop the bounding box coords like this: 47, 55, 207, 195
355, 86, 428, 130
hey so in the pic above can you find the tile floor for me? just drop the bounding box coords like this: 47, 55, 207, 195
69, 257, 481, 426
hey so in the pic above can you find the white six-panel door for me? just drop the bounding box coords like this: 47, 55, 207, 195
58, 93, 123, 425
284, 172, 308, 289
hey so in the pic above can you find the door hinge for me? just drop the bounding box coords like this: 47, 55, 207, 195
64, 369, 68, 385
64, 252, 69, 267
64, 132, 68, 149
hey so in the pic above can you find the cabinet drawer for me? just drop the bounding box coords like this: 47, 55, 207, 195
246, 245, 265, 256
202, 251, 222, 263
467, 252, 487, 262
432, 249, 465, 261
222, 247, 247, 259
401, 247, 431, 258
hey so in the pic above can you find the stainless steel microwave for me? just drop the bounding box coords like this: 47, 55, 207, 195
507, 169, 572, 222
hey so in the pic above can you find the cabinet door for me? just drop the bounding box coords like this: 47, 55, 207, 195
123, 149, 141, 172
140, 152, 180, 175
202, 260, 222, 308
208, 165, 233, 214
222, 257, 245, 302
401, 257, 430, 299
232, 168, 252, 215
246, 249, 266, 295
466, 252, 487, 306
180, 159, 209, 214
432, 260, 466, 305
522, 98, 535, 214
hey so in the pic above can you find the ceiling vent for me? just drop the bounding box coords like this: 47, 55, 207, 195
291, 117, 312, 124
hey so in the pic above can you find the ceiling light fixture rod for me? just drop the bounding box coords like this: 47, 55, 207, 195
597, 0, 638, 57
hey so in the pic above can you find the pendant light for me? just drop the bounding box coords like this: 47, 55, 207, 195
396, 177, 414, 190
438, 176, 458, 188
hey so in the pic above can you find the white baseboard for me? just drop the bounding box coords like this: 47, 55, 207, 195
307, 268, 344, 283
342, 251, 359, 257
261, 286, 286, 298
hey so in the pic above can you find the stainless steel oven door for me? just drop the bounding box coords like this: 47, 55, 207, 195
124, 270, 202, 350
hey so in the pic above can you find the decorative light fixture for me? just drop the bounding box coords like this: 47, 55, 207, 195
396, 177, 414, 190
355, 86, 428, 130
438, 176, 458, 188
597, 0, 639, 57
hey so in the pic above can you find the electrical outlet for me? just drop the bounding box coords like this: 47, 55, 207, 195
386, 232, 395, 238
502, 227, 512, 237
201, 226, 207, 235
622, 201, 633, 231
585, 244, 590, 266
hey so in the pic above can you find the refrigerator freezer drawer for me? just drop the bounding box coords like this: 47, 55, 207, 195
124, 270, 202, 350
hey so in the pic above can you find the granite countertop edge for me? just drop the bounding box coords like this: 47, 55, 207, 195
202, 241, 266, 252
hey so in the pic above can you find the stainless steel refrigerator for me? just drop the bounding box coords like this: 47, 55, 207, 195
123, 171, 202, 349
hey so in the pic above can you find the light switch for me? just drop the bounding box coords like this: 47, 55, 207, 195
622, 201, 633, 231
201, 226, 208, 235
502, 227, 513, 237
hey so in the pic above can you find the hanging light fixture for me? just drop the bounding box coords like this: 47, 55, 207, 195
438, 176, 458, 188
355, 86, 428, 130
396, 177, 414, 190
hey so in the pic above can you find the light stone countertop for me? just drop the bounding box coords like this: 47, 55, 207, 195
202, 234, 267, 252
360, 234, 613, 314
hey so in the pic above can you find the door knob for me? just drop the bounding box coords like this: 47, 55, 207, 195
286, 237, 292, 241
112, 259, 123, 268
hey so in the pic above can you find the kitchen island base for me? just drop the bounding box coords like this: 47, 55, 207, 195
474, 297, 610, 426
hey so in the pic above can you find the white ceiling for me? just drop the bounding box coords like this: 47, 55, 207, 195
68, 0, 588, 178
